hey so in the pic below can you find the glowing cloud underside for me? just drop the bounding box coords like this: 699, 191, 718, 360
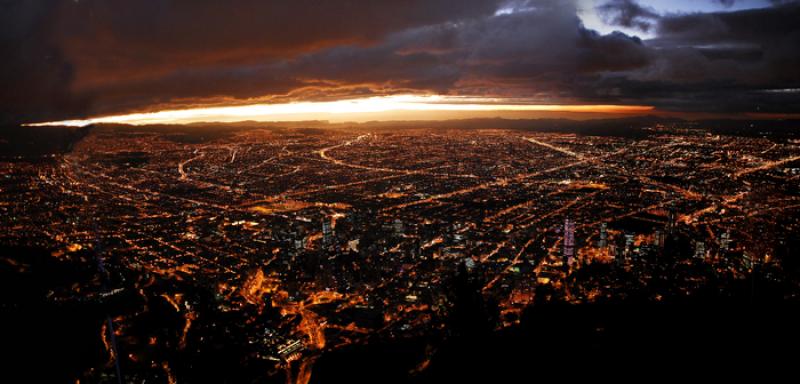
25, 95, 654, 127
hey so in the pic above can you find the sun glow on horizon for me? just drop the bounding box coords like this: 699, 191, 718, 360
25, 95, 654, 127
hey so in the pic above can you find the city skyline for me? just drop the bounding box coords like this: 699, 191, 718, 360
2, 1, 800, 383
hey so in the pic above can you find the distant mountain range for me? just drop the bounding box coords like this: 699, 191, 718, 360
3, 116, 800, 157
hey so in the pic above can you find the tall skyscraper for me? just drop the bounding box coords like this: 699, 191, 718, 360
694, 241, 706, 259
720, 231, 731, 252
322, 217, 333, 248
563, 217, 575, 266
598, 222, 608, 248
623, 233, 635, 260
667, 207, 676, 234
743, 251, 754, 269
654, 229, 665, 248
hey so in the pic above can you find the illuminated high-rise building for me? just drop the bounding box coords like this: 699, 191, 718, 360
322, 218, 333, 247
667, 207, 676, 234
623, 233, 635, 260
654, 229, 665, 248
743, 251, 754, 269
720, 231, 731, 252
694, 241, 706, 259
598, 222, 608, 248
563, 217, 575, 266
393, 219, 404, 235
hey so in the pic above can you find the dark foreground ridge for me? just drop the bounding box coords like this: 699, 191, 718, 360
3, 243, 799, 383
314, 303, 800, 383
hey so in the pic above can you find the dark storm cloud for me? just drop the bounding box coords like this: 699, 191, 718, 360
1, 0, 800, 123
596, 0, 659, 32
0, 1, 89, 124
52, 0, 500, 83
0, 0, 501, 123
620, 2, 800, 112
283, 1, 651, 101
449, 3, 651, 97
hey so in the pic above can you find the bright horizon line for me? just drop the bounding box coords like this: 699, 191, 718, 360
24, 95, 655, 127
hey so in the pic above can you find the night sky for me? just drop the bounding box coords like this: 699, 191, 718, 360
2, 0, 799, 125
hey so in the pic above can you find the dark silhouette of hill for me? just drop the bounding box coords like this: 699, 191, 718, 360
312, 264, 800, 384
0, 124, 92, 158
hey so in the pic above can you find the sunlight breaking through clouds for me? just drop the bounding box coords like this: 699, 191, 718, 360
25, 95, 653, 127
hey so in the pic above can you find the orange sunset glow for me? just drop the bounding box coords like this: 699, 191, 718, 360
25, 95, 654, 127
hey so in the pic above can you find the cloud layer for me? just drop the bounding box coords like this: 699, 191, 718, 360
1, 0, 799, 124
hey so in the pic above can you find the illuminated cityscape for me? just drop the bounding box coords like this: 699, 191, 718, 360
3, 119, 800, 382
2, 1, 800, 383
